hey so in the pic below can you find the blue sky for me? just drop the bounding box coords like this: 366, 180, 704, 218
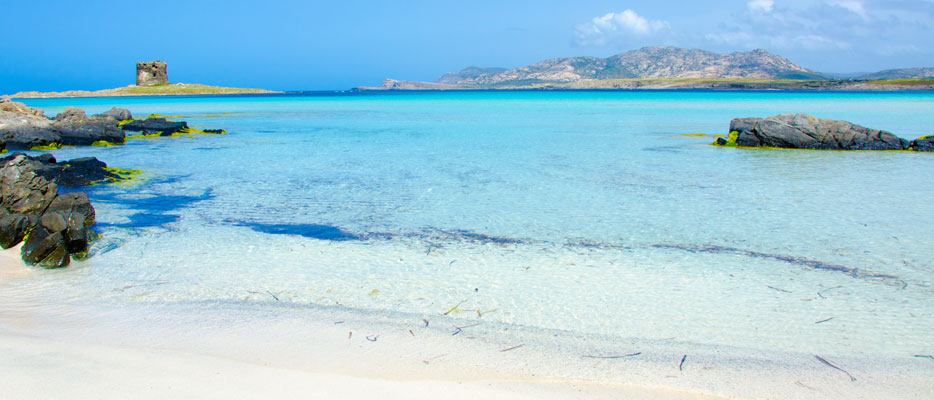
1, 0, 932, 93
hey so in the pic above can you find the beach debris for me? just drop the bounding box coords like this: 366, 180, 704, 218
795, 381, 818, 391
348, 332, 352, 339
335, 321, 345, 324
914, 355, 934, 360
246, 290, 282, 301
815, 355, 856, 382
423, 318, 430, 327
500, 344, 524, 352
113, 281, 168, 292
767, 285, 792, 293
422, 354, 448, 365
452, 328, 462, 336
817, 285, 843, 299
443, 299, 468, 315
366, 335, 379, 342
409, 329, 415, 336
449, 260, 457, 266
582, 352, 642, 359
815, 317, 834, 324
679, 355, 687, 371
477, 309, 497, 318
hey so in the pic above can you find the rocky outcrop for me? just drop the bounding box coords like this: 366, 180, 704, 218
95, 107, 132, 121
54, 107, 87, 121
0, 101, 127, 149
0, 99, 45, 117
0, 152, 127, 188
121, 117, 188, 136
0, 155, 96, 268
718, 114, 910, 150
909, 136, 934, 152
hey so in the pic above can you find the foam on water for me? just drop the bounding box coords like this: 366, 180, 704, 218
4, 91, 934, 395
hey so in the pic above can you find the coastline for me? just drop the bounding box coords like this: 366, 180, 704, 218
3, 83, 281, 100
356, 77, 934, 91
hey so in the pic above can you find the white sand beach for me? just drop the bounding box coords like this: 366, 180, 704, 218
0, 246, 722, 400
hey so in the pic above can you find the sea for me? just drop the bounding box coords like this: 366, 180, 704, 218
4, 90, 934, 397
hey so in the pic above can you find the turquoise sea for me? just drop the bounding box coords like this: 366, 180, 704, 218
6, 90, 934, 396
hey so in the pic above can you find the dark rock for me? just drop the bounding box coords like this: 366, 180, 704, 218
95, 107, 132, 121
726, 114, 909, 150
62, 212, 90, 254
202, 129, 225, 134
0, 124, 61, 149
0, 214, 37, 249
909, 136, 934, 152
0, 153, 122, 188
52, 117, 125, 145
0, 155, 58, 215
0, 155, 97, 266
44, 192, 95, 226
54, 107, 87, 121
121, 118, 188, 135
20, 225, 70, 268
39, 212, 68, 233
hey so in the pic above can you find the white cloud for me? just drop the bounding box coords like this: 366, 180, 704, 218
827, 0, 869, 20
747, 0, 774, 13
574, 10, 669, 46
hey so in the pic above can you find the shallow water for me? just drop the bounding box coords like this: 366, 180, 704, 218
6, 91, 934, 375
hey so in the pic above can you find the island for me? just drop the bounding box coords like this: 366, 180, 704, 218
358, 47, 934, 91
2, 61, 280, 99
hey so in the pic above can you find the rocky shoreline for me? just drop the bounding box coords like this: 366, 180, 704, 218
714, 113, 933, 151
0, 99, 222, 268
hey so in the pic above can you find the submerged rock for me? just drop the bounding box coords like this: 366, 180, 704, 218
723, 114, 909, 150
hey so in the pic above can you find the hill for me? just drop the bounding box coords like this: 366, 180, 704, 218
438, 47, 829, 87
855, 68, 934, 80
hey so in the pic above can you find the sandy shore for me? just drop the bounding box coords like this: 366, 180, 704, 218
0, 247, 718, 400
0, 331, 718, 400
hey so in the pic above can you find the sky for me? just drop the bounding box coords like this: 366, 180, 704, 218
1, 0, 932, 93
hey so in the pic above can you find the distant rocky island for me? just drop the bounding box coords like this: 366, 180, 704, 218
361, 47, 934, 91
3, 61, 279, 99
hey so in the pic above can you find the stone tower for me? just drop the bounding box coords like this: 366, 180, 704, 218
136, 61, 168, 86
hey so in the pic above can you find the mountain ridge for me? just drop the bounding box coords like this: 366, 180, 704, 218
437, 47, 830, 87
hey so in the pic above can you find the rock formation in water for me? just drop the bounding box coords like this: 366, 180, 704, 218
0, 155, 98, 268
136, 61, 168, 86
0, 100, 129, 149
121, 118, 189, 136
718, 113, 932, 151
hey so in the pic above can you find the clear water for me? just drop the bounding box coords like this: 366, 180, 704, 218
8, 91, 934, 362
